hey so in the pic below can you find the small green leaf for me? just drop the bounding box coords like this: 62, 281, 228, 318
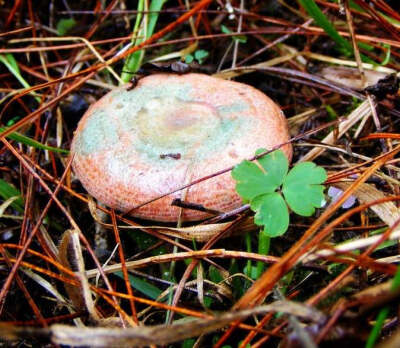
283, 162, 327, 216
251, 192, 289, 237
194, 49, 209, 64
256, 149, 288, 186
232, 149, 288, 201
232, 161, 275, 201
56, 18, 77, 36
221, 24, 231, 34
221, 24, 247, 43
185, 54, 194, 64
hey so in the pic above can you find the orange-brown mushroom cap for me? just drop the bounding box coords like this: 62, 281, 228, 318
71, 73, 292, 222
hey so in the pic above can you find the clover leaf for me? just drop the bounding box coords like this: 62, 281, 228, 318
251, 192, 289, 237
282, 162, 327, 216
232, 149, 327, 238
231, 149, 288, 202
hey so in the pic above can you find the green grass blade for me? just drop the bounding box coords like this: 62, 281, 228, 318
365, 307, 389, 348
0, 54, 30, 89
147, 0, 165, 38
298, 0, 377, 64
121, 0, 145, 83
0, 127, 69, 154
3, 53, 21, 75
298, 0, 353, 56
0, 54, 41, 102
121, 0, 166, 83
0, 179, 24, 213
365, 265, 400, 347
380, 44, 391, 66
0, 55, 67, 155
390, 264, 400, 290
116, 272, 162, 300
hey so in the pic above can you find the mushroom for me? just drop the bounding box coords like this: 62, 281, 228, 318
71, 73, 292, 222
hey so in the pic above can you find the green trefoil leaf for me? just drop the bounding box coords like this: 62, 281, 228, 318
231, 149, 288, 202
251, 192, 289, 237
282, 162, 327, 216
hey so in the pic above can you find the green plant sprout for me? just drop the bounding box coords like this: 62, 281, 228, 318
185, 49, 209, 65
232, 149, 327, 277
221, 24, 247, 44
56, 18, 77, 36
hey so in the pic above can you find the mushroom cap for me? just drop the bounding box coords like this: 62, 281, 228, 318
71, 73, 292, 222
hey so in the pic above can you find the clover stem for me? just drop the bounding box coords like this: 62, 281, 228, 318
256, 230, 270, 278
245, 233, 252, 278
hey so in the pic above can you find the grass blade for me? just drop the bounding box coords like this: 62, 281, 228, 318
116, 272, 162, 300
0, 127, 69, 154
298, 0, 353, 56
0, 54, 41, 102
121, 0, 166, 82
0, 179, 24, 213
365, 265, 400, 348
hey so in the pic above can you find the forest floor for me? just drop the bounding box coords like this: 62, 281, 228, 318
1, 1, 400, 347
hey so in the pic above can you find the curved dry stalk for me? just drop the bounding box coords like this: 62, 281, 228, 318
84, 249, 280, 278
0, 301, 323, 347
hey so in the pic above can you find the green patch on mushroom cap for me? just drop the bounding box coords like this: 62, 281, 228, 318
73, 80, 253, 164
74, 110, 120, 155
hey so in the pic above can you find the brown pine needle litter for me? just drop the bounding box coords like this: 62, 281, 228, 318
0, 1, 400, 347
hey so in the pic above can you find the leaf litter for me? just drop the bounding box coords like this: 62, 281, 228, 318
1, 1, 400, 347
